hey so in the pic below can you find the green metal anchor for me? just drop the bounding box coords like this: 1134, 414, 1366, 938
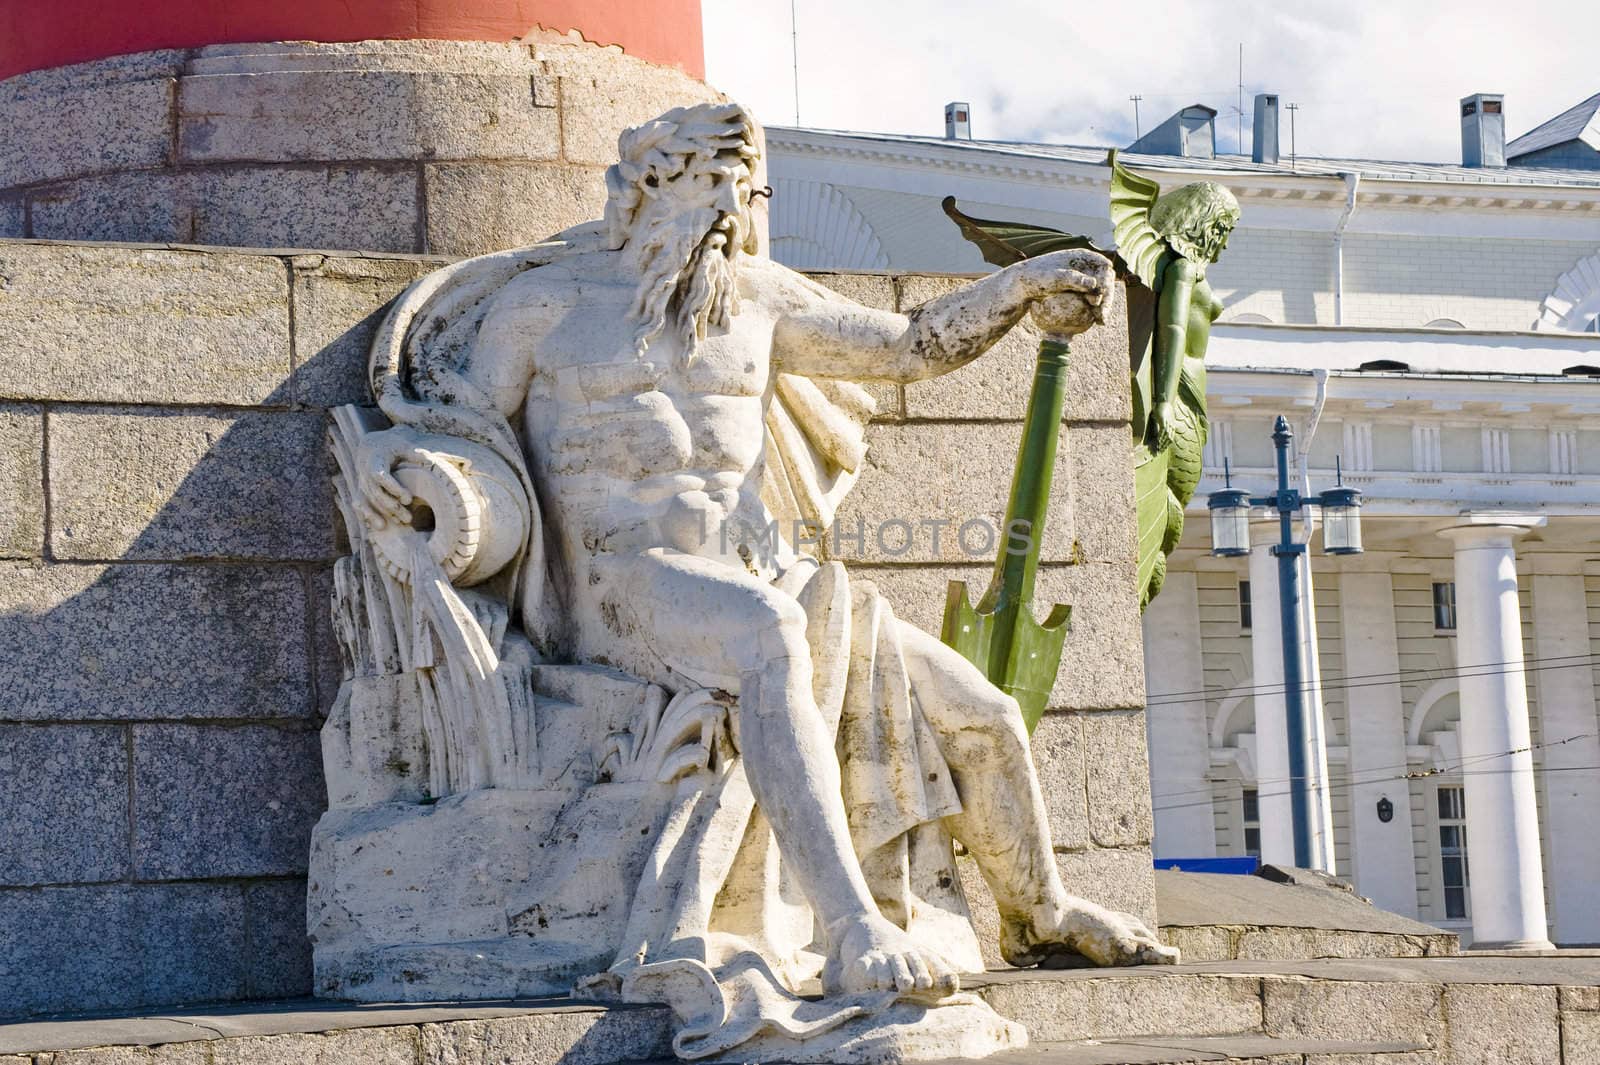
939, 330, 1074, 736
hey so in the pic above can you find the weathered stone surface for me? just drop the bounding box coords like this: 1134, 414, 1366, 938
0, 197, 23, 236
835, 422, 1078, 564
28, 173, 189, 244
185, 39, 541, 76
1564, 1009, 1600, 1065
1234, 928, 1434, 960
0, 563, 311, 720
244, 880, 314, 999
1564, 985, 1600, 1011
542, 46, 722, 167
0, 883, 245, 1018
0, 244, 290, 405
1056, 847, 1159, 930
900, 275, 1133, 424
1082, 710, 1155, 847
0, 74, 173, 189
132, 724, 324, 879
1063, 423, 1139, 564
975, 970, 1263, 1043
308, 566, 343, 718
1159, 924, 1236, 962
0, 725, 128, 886
423, 162, 608, 257
292, 256, 440, 406
1263, 977, 1444, 1046
27, 168, 419, 252
842, 561, 1145, 711
0, 406, 43, 557
1443, 984, 1558, 1065
188, 167, 419, 253
38, 1042, 211, 1065
954, 854, 1006, 969
807, 271, 896, 310
416, 1007, 674, 1065
179, 71, 558, 164
1032, 712, 1090, 850
210, 1027, 417, 1065
49, 411, 334, 561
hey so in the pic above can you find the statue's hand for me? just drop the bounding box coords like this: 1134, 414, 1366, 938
354, 429, 417, 528
1151, 401, 1177, 452
1014, 249, 1114, 307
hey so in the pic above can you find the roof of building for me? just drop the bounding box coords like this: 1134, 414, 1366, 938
1507, 91, 1600, 160
776, 127, 1600, 189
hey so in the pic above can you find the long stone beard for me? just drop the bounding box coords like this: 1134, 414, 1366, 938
628, 209, 740, 365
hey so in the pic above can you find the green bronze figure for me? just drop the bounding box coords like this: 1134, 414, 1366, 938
1117, 155, 1240, 606
942, 151, 1239, 625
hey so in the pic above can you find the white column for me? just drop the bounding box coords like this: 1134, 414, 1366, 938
1142, 571, 1217, 858
1339, 569, 1419, 917
1248, 526, 1296, 865
1438, 518, 1553, 949
1530, 566, 1600, 945
1248, 521, 1333, 869
1298, 549, 1337, 874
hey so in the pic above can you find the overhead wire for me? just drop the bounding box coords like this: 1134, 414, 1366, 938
1149, 732, 1599, 815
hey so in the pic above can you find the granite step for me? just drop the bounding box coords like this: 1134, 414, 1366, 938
2, 955, 1595, 1065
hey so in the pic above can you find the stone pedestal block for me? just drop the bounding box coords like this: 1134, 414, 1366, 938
0, 40, 722, 256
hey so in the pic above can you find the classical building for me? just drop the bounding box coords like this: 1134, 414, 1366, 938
767, 91, 1600, 947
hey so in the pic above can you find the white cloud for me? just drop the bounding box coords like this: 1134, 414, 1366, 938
702, 0, 1598, 164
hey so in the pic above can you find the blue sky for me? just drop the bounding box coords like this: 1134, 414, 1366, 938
702, 0, 1596, 164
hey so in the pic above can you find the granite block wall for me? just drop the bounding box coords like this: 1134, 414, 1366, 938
0, 241, 1153, 1016
0, 40, 721, 258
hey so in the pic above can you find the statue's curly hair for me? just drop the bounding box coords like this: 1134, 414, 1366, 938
1149, 181, 1240, 264
602, 102, 762, 251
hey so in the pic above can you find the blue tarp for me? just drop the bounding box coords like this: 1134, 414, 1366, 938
1153, 856, 1261, 875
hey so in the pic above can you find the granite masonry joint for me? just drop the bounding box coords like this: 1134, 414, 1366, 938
0, 873, 304, 892
38, 407, 53, 564
14, 399, 304, 415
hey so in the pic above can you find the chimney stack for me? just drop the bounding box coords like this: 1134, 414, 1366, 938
1128, 104, 1217, 158
1460, 93, 1505, 167
1252, 93, 1280, 164
945, 102, 972, 141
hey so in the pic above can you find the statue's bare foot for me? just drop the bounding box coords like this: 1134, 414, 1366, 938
1001, 901, 1179, 968
822, 913, 961, 995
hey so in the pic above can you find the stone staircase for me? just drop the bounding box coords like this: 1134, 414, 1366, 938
3, 955, 1596, 1065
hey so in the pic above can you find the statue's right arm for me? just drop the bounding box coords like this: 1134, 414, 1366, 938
770, 250, 1112, 382
1149, 259, 1197, 450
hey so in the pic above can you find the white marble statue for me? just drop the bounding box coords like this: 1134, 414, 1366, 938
313, 101, 1175, 1063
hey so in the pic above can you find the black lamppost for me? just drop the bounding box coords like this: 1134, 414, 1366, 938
1207, 415, 1363, 868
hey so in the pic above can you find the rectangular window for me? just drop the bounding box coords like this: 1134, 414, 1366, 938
1437, 785, 1470, 920
1239, 580, 1253, 631
1242, 787, 1261, 857
1432, 581, 1456, 632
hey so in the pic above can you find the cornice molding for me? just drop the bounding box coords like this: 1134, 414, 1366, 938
767, 129, 1600, 215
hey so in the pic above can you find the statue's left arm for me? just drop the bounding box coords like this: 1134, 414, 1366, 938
770, 249, 1112, 383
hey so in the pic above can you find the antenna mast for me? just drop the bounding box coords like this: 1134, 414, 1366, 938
1129, 94, 1143, 140
1237, 43, 1244, 155
790, 0, 801, 125
1287, 102, 1300, 171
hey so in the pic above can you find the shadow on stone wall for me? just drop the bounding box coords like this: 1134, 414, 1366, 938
0, 252, 434, 1019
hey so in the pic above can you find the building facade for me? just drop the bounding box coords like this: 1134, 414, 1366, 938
767, 92, 1600, 947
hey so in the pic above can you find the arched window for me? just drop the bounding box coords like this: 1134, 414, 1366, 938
1227, 312, 1272, 324
1536, 253, 1600, 332
1425, 318, 1466, 329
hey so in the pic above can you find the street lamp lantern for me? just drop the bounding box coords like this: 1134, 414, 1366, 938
1320, 459, 1363, 555
1202, 414, 1365, 870
1207, 460, 1251, 556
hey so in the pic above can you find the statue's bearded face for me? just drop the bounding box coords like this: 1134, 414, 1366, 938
620, 151, 756, 363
